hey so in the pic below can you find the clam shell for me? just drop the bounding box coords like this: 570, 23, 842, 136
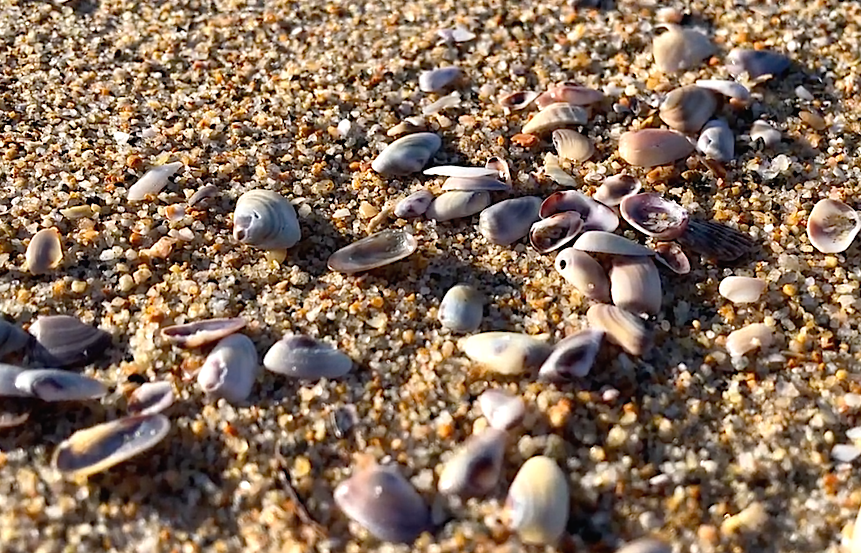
726, 48, 790, 80
552, 129, 593, 163
437, 25, 475, 43
14, 369, 107, 402
459, 332, 552, 375
522, 103, 587, 135
128, 381, 175, 415
327, 229, 418, 274
418, 66, 462, 92
594, 175, 642, 207
478, 196, 543, 245
696, 79, 751, 103
485, 156, 512, 185
609, 256, 662, 315
537, 82, 604, 108
620, 193, 689, 240
697, 119, 735, 162
52, 413, 171, 478
750, 120, 781, 147
424, 166, 497, 178
586, 304, 651, 356
618, 129, 695, 167
615, 537, 672, 553
160, 317, 247, 348
505, 456, 569, 545
371, 132, 442, 176
28, 315, 112, 368
26, 228, 63, 275
659, 85, 717, 133
263, 335, 353, 379
187, 184, 219, 208
572, 231, 655, 257
439, 284, 484, 333
438, 427, 507, 497
677, 220, 754, 261
807, 199, 861, 254
233, 190, 301, 251
0, 363, 28, 397
653, 242, 690, 274
394, 189, 434, 218
725, 323, 774, 357
0, 398, 31, 429
426, 191, 490, 222
530, 212, 584, 253
719, 276, 766, 304
652, 25, 714, 73
387, 117, 427, 137
540, 191, 619, 232
477, 389, 525, 431
334, 462, 431, 543
197, 334, 260, 404
0, 320, 31, 358
127, 161, 183, 201
422, 92, 460, 116
539, 329, 604, 380
499, 91, 539, 112
441, 176, 510, 192
554, 249, 610, 301
544, 152, 578, 187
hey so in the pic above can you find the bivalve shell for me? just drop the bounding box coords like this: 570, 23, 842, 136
594, 175, 642, 207
161, 317, 247, 348
659, 85, 717, 133
615, 537, 672, 553
540, 191, 619, 232
485, 156, 512, 185
652, 25, 715, 73
424, 166, 497, 178
26, 228, 63, 275
539, 329, 604, 380
441, 176, 510, 192
677, 220, 754, 261
725, 323, 774, 357
418, 66, 462, 92
537, 82, 604, 108
438, 284, 484, 333
394, 189, 434, 218
806, 199, 861, 254
697, 119, 735, 162
572, 231, 655, 257
522, 103, 587, 135
505, 456, 569, 545
477, 389, 525, 431
620, 193, 689, 240
554, 249, 610, 301
0, 399, 31, 429
371, 132, 442, 176
696, 79, 751, 103
127, 162, 183, 201
14, 369, 107, 402
609, 256, 662, 315
586, 304, 651, 356
264, 335, 353, 379
128, 381, 175, 415
28, 315, 112, 368
618, 129, 695, 167
718, 276, 766, 304
552, 129, 593, 163
530, 212, 583, 253
726, 48, 790, 80
653, 242, 690, 274
0, 320, 31, 358
426, 191, 490, 222
328, 229, 418, 274
478, 196, 543, 245
459, 332, 552, 375
233, 190, 301, 251
438, 427, 507, 497
750, 120, 781, 147
197, 334, 260, 404
499, 91, 539, 112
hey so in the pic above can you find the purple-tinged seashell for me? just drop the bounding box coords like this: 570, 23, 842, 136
618, 129, 695, 167
441, 176, 510, 192
478, 197, 543, 245
197, 334, 260, 404
394, 190, 434, 218
806, 199, 861, 254
554, 249, 610, 301
263, 335, 353, 380
586, 304, 651, 357
28, 315, 112, 368
620, 193, 689, 240
161, 317, 247, 349
594, 175, 642, 207
128, 381, 175, 415
438, 428, 507, 498
418, 67, 462, 93
697, 119, 735, 162
653, 242, 690, 274
540, 191, 619, 232
538, 329, 604, 380
529, 212, 584, 253
372, 133, 442, 176
499, 91, 539, 112
726, 48, 790, 80
15, 369, 107, 402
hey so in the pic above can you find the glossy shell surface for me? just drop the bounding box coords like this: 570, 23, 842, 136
14, 369, 107, 402
371, 132, 441, 176
128, 381, 175, 415
478, 196, 542, 245
719, 276, 766, 304
572, 231, 655, 257
609, 256, 663, 315
538, 329, 604, 380
394, 189, 434, 218
328, 229, 418, 274
28, 315, 112, 368
619, 129, 695, 167
425, 191, 490, 221
459, 332, 552, 375
594, 175, 641, 207
477, 389, 525, 431
540, 191, 618, 232
620, 193, 689, 240
586, 304, 651, 356
505, 456, 569, 545
26, 228, 63, 275
438, 284, 484, 333
530, 212, 583, 253
725, 323, 774, 357
233, 190, 301, 250
127, 162, 183, 201
264, 335, 353, 379
197, 334, 260, 404
554, 248, 610, 301
552, 129, 593, 163
807, 199, 860, 253
659, 85, 717, 133
522, 103, 587, 135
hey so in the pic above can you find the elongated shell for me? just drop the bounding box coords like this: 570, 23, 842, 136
505, 456, 569, 545
160, 317, 247, 348
554, 249, 610, 301
540, 191, 619, 232
573, 231, 655, 257
424, 166, 496, 178
530, 212, 583, 253
328, 229, 418, 274
438, 284, 484, 333
127, 162, 183, 201
586, 304, 651, 356
394, 189, 434, 218
418, 66, 462, 92
522, 103, 587, 135
197, 334, 260, 404
459, 332, 552, 375
441, 176, 510, 192
438, 427, 507, 497
539, 329, 604, 380
263, 335, 353, 379
478, 197, 543, 245
726, 48, 790, 80
14, 369, 107, 402
696, 79, 751, 103
53, 414, 170, 478
594, 175, 642, 207
26, 228, 63, 275
659, 85, 717, 133
426, 191, 490, 222
718, 276, 766, 304
677, 220, 754, 261
372, 132, 441, 176
28, 315, 112, 368
233, 190, 301, 250
537, 82, 604, 107
477, 389, 525, 431
725, 323, 773, 357
128, 381, 175, 415
552, 129, 593, 163
619, 129, 694, 167
807, 199, 861, 254
620, 194, 689, 240
0, 320, 30, 358
609, 256, 662, 315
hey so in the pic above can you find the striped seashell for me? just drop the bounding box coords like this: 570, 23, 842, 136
233, 190, 301, 251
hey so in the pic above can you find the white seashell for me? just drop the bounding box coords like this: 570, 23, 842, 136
423, 166, 497, 177
586, 304, 651, 356
438, 284, 484, 333
197, 334, 260, 404
14, 369, 107, 402
696, 79, 751, 103
419, 67, 462, 92
652, 25, 714, 73
161, 317, 247, 348
555, 249, 610, 301
540, 191, 618, 232
459, 332, 552, 375
372, 132, 442, 176
725, 323, 774, 357
387, 117, 428, 138
543, 153, 578, 187
438, 428, 507, 497
659, 85, 717, 134
806, 199, 861, 253
423, 91, 461, 115
697, 119, 735, 162
750, 120, 781, 147
615, 537, 672, 553
28, 315, 112, 368
522, 103, 587, 135
478, 197, 543, 245
594, 175, 642, 207
505, 456, 569, 545
573, 231, 655, 257
127, 162, 184, 201
718, 276, 766, 304
485, 156, 512, 185
477, 389, 525, 431
499, 91, 539, 112
618, 129, 695, 167
128, 381, 175, 415
537, 82, 604, 108
394, 189, 435, 218
539, 329, 604, 380
609, 256, 662, 315
328, 229, 418, 273
26, 228, 63, 275
441, 176, 510, 192
832, 444, 861, 463
426, 191, 490, 221
264, 335, 353, 379
552, 129, 593, 163
233, 190, 301, 250
437, 25, 475, 43
187, 184, 218, 208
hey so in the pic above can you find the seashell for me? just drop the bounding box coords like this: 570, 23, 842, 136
505, 456, 569, 545
620, 193, 689, 240
128, 381, 175, 415
538, 329, 604, 380
0, 363, 28, 397
233, 190, 301, 251
438, 284, 484, 333
387, 117, 427, 138
395, 189, 434, 218
437, 25, 475, 44
499, 91, 539, 112
806, 199, 861, 254
28, 315, 112, 368
719, 276, 766, 304
477, 389, 525, 431
677, 220, 754, 261
572, 231, 655, 257
695, 79, 751, 103
652, 25, 715, 73
586, 304, 651, 356
615, 537, 672, 553
426, 191, 490, 222
372, 132, 442, 176
160, 317, 247, 348
543, 152, 578, 187
52, 413, 171, 478
485, 156, 512, 185
328, 229, 418, 273
659, 85, 717, 134
697, 119, 735, 162
264, 334, 353, 379
14, 369, 107, 402
26, 228, 63, 275
554, 249, 610, 301
540, 191, 619, 232
197, 334, 260, 404
0, 320, 31, 358
424, 166, 497, 178
418, 66, 462, 92
441, 176, 510, 192
726, 48, 790, 80
536, 82, 604, 108
438, 427, 507, 498
530, 212, 583, 253
459, 332, 552, 375
594, 175, 642, 207
750, 120, 781, 147
618, 129, 695, 167
653, 242, 690, 274
725, 323, 774, 357
423, 92, 461, 115
334, 461, 431, 543
522, 103, 587, 135
552, 129, 593, 163
609, 256, 663, 315
478, 196, 543, 245
0, 398, 31, 429
187, 184, 219, 208
127, 161, 184, 201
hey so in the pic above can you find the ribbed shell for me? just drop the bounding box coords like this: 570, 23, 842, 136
27, 315, 112, 368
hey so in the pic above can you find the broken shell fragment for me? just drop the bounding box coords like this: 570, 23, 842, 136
127, 161, 183, 201
53, 413, 171, 478
719, 276, 767, 304
522, 103, 587, 135
438, 284, 484, 333
197, 334, 260, 404
677, 220, 754, 261
395, 190, 434, 219
806, 199, 861, 253
653, 242, 690, 274
530, 212, 584, 253
441, 176, 510, 192
426, 191, 490, 222
328, 229, 418, 274
750, 120, 781, 147
128, 381, 175, 415
334, 462, 431, 543
160, 317, 247, 348
187, 184, 219, 208
424, 166, 497, 178
609, 256, 662, 315
26, 228, 63, 275
477, 389, 525, 431
615, 537, 672, 553
540, 191, 619, 232
572, 231, 655, 257
14, 369, 107, 402
725, 323, 774, 357
537, 82, 604, 108
418, 66, 462, 92
233, 190, 301, 251
459, 332, 552, 375
0, 320, 31, 358
0, 399, 31, 429
264, 335, 353, 380
371, 132, 442, 176
438, 427, 507, 497
618, 129, 695, 167
387, 117, 427, 137
652, 25, 714, 73
539, 329, 604, 380
586, 304, 651, 356
726, 48, 790, 80
695, 79, 751, 104
554, 249, 610, 301
505, 456, 569, 545
552, 129, 593, 163
620, 193, 689, 240
499, 91, 539, 112
478, 196, 543, 245
543, 152, 578, 188
659, 86, 717, 133
485, 156, 512, 185
28, 315, 112, 368
594, 175, 642, 207
422, 92, 460, 115
697, 119, 735, 162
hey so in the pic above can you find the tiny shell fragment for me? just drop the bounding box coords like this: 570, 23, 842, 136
499, 91, 539, 112
806, 199, 861, 254
725, 323, 774, 357
26, 228, 63, 275
127, 161, 183, 201
418, 66, 462, 92
161, 318, 247, 348
537, 82, 604, 108
459, 332, 552, 375
750, 120, 781, 147
718, 276, 766, 304
505, 456, 569, 545
328, 229, 418, 274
